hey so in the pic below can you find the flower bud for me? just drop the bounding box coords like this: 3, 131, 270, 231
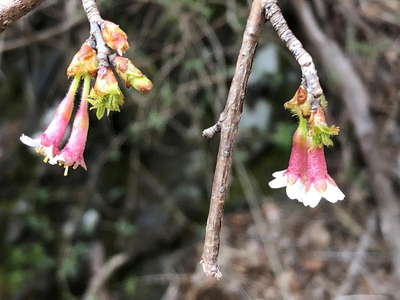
94, 67, 120, 95
113, 56, 153, 93
67, 42, 98, 77
101, 21, 129, 55
284, 85, 311, 118
88, 67, 124, 119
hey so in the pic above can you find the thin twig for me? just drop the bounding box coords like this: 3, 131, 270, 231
0, 15, 84, 52
234, 157, 292, 300
0, 0, 45, 33
336, 212, 376, 296
82, 0, 102, 24
83, 249, 130, 300
262, 0, 323, 109
200, 0, 264, 279
81, 0, 110, 67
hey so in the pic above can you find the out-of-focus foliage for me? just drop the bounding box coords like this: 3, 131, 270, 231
0, 0, 399, 299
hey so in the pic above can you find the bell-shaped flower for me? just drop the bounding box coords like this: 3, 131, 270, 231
54, 76, 91, 176
88, 67, 124, 119
268, 119, 307, 201
302, 136, 345, 208
67, 42, 98, 77
20, 76, 81, 162
112, 55, 153, 93
101, 21, 129, 55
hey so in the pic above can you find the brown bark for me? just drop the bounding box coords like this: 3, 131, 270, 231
81, 0, 110, 68
0, 0, 45, 33
200, 0, 264, 279
263, 0, 323, 109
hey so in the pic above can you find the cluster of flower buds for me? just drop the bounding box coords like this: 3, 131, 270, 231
88, 21, 153, 119
268, 86, 345, 208
20, 20, 152, 175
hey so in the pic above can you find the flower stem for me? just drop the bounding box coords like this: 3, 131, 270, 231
298, 115, 307, 135
81, 75, 91, 110
83, 75, 91, 99
68, 75, 82, 97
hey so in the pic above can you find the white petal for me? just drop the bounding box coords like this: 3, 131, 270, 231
52, 154, 65, 165
48, 155, 59, 165
286, 180, 305, 200
42, 145, 55, 159
323, 182, 345, 203
303, 185, 322, 208
268, 175, 287, 189
20, 134, 40, 147
272, 170, 286, 178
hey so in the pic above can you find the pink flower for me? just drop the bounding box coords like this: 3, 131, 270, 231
301, 138, 345, 208
20, 76, 80, 162
268, 126, 307, 201
268, 116, 345, 208
54, 95, 89, 176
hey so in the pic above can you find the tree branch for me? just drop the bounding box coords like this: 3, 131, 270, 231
262, 0, 323, 110
0, 0, 45, 33
83, 245, 130, 300
1, 15, 84, 52
81, 0, 110, 68
200, 0, 264, 279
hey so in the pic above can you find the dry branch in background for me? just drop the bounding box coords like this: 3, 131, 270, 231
0, 0, 45, 33
200, 0, 264, 279
83, 243, 129, 300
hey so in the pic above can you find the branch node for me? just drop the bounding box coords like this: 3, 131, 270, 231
200, 259, 222, 280
202, 123, 221, 138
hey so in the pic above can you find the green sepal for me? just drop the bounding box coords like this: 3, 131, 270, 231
298, 116, 308, 136
320, 94, 328, 109
88, 89, 124, 120
309, 123, 340, 148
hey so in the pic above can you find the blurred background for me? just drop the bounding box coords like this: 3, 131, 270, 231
0, 0, 399, 299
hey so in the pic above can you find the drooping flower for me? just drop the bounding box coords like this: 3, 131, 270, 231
268, 89, 344, 207
112, 55, 153, 93
101, 21, 129, 55
67, 42, 98, 77
301, 136, 345, 208
87, 67, 124, 119
20, 75, 81, 162
54, 75, 91, 176
301, 108, 344, 207
268, 118, 307, 201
